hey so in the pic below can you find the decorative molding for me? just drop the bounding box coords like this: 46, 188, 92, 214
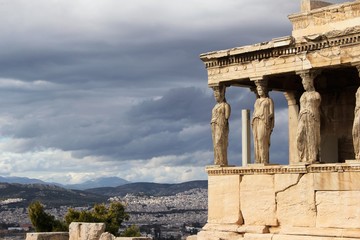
290, 2, 360, 31
202, 29, 360, 70
206, 163, 360, 176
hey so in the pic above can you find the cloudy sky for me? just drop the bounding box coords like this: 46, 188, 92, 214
0, 0, 348, 184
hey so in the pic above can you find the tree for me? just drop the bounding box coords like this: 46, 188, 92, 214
28, 201, 132, 236
122, 225, 141, 237
65, 202, 129, 236
28, 201, 68, 232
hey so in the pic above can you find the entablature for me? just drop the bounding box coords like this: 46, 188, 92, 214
200, 26, 360, 89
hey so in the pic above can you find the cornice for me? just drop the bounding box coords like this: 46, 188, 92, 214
200, 26, 360, 70
206, 162, 360, 176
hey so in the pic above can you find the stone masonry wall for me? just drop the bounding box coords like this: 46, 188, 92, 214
198, 166, 360, 239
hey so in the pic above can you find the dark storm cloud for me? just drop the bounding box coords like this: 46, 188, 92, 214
129, 87, 213, 123
0, 0, 305, 183
116, 87, 214, 159
0, 0, 299, 86
0, 84, 214, 161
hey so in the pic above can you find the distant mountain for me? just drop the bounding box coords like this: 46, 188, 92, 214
0, 176, 130, 190
86, 180, 208, 197
0, 182, 107, 208
0, 180, 208, 208
65, 177, 130, 190
0, 176, 48, 185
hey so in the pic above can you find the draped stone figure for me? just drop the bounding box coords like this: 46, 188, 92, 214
211, 85, 231, 165
352, 87, 360, 160
252, 81, 274, 164
296, 73, 321, 163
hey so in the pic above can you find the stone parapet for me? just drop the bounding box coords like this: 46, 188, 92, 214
300, 0, 333, 13
206, 162, 360, 175
290, 1, 360, 38
198, 164, 360, 239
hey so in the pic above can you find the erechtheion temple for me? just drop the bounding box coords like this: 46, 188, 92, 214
197, 0, 360, 239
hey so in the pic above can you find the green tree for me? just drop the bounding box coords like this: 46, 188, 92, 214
28, 201, 67, 232
65, 202, 129, 236
122, 225, 141, 237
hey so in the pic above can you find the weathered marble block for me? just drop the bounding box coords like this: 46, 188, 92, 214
316, 191, 360, 228
26, 232, 69, 240
69, 222, 105, 240
208, 174, 243, 224
240, 175, 277, 226
276, 173, 316, 227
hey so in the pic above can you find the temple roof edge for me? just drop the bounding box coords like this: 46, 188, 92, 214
200, 36, 294, 62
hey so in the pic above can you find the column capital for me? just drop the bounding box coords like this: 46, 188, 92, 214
251, 76, 271, 97
209, 82, 231, 88
296, 69, 321, 80
250, 76, 265, 82
284, 92, 297, 106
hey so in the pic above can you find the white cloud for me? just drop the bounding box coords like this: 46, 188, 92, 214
0, 78, 60, 90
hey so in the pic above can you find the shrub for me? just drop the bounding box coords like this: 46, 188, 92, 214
64, 202, 129, 236
28, 201, 68, 232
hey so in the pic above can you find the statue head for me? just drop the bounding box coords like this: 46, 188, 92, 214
299, 70, 320, 92
213, 85, 226, 103
255, 79, 268, 98
302, 76, 315, 91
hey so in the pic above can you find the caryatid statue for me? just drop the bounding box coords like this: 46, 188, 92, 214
296, 71, 321, 163
211, 85, 231, 165
352, 87, 360, 160
252, 80, 274, 164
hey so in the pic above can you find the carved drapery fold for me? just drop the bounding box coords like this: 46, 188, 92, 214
211, 85, 231, 165
296, 70, 321, 163
252, 78, 274, 164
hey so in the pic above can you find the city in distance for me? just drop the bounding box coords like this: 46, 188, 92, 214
0, 176, 208, 240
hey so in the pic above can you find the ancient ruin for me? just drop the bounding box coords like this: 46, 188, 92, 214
197, 0, 360, 239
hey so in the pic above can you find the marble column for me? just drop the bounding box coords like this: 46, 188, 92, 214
284, 92, 299, 164
242, 109, 251, 166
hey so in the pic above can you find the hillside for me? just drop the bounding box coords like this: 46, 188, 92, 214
65, 177, 130, 190
0, 180, 208, 208
0, 183, 107, 207
0, 176, 129, 190
0, 176, 47, 185
86, 180, 207, 197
